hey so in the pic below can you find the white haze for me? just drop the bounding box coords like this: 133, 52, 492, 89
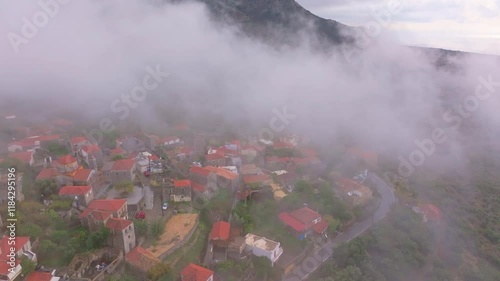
0, 0, 499, 164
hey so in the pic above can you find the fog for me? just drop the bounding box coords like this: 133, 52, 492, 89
1, 0, 499, 164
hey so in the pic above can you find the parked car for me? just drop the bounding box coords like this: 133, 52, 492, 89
144, 171, 150, 177
135, 211, 146, 219
162, 202, 169, 210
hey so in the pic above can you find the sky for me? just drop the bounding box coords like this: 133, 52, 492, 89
297, 0, 500, 55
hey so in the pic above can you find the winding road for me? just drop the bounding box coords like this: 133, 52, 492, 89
282, 172, 396, 281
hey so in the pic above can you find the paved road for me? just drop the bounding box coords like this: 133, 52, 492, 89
282, 172, 396, 281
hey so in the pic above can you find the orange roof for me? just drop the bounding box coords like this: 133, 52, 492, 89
418, 203, 442, 221
106, 217, 133, 230
190, 166, 212, 177
243, 174, 271, 184
81, 199, 127, 218
71, 169, 93, 182
174, 179, 191, 188
57, 154, 77, 165
8, 151, 33, 163
0, 236, 30, 274
181, 263, 214, 281
206, 151, 225, 161
205, 166, 238, 180
111, 159, 135, 171
37, 135, 61, 142
71, 136, 88, 144
26, 271, 53, 281
191, 182, 207, 192
88, 210, 113, 221
125, 246, 160, 272
210, 221, 231, 241
36, 168, 59, 180
59, 185, 91, 196
82, 144, 101, 154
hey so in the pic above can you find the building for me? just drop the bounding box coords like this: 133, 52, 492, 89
161, 136, 182, 147
108, 159, 136, 184
240, 164, 260, 176
412, 203, 442, 223
244, 233, 283, 266
180, 263, 214, 281
70, 137, 91, 155
54, 155, 79, 173
189, 166, 218, 196
26, 271, 61, 281
8, 151, 34, 166
0, 236, 36, 281
210, 221, 231, 247
334, 177, 373, 206
278, 207, 329, 240
125, 246, 161, 276
242, 174, 272, 188
58, 185, 94, 207
80, 144, 104, 169
205, 150, 226, 166
168, 180, 192, 203
80, 199, 135, 253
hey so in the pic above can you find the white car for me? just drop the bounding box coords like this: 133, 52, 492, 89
162, 202, 169, 210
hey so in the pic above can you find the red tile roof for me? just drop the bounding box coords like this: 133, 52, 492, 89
37, 135, 61, 142
279, 207, 322, 233
111, 159, 135, 171
313, 219, 328, 234
148, 155, 160, 161
181, 263, 214, 281
125, 246, 160, 273
210, 221, 230, 241
88, 210, 113, 221
26, 271, 53, 281
274, 141, 295, 149
206, 151, 225, 161
8, 138, 37, 148
59, 185, 91, 196
111, 147, 126, 156
243, 174, 271, 184
71, 137, 88, 144
71, 169, 93, 182
36, 168, 59, 180
174, 180, 191, 188
191, 182, 207, 193
82, 145, 101, 154
57, 154, 77, 165
418, 203, 442, 221
8, 151, 33, 163
205, 166, 238, 180
190, 166, 211, 177
0, 236, 30, 274
80, 199, 127, 218
106, 217, 133, 230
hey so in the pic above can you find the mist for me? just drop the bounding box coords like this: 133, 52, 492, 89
1, 0, 499, 165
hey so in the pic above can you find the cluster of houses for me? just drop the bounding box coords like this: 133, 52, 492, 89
0, 118, 383, 281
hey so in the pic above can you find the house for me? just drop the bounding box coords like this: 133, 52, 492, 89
70, 137, 91, 155
180, 263, 214, 281
244, 233, 283, 266
240, 164, 260, 176
116, 136, 146, 154
25, 271, 61, 281
7, 135, 62, 153
334, 177, 373, 206
175, 146, 194, 161
161, 136, 182, 147
110, 147, 127, 158
210, 221, 231, 247
54, 155, 79, 173
242, 174, 272, 188
271, 170, 298, 191
108, 159, 136, 184
189, 166, 217, 196
168, 180, 192, 202
125, 246, 161, 276
80, 199, 136, 253
205, 150, 226, 166
205, 166, 239, 190
278, 207, 328, 240
8, 151, 34, 166
59, 185, 94, 207
412, 203, 442, 223
80, 144, 103, 169
240, 145, 261, 162
0, 172, 24, 204
0, 236, 36, 281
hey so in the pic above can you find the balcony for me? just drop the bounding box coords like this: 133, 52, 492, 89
22, 250, 37, 262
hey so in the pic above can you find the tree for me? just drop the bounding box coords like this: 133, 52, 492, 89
86, 227, 110, 249
133, 219, 148, 236
18, 222, 43, 239
114, 181, 134, 194
47, 143, 69, 155
51, 199, 73, 211
150, 219, 164, 239
324, 215, 340, 232
252, 256, 272, 278
112, 154, 125, 161
35, 180, 58, 197
147, 262, 172, 281
20, 257, 36, 276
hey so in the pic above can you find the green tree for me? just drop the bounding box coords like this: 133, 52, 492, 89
147, 262, 172, 281
35, 179, 58, 197
47, 143, 69, 155
252, 256, 272, 278
20, 257, 36, 276
150, 219, 164, 239
112, 154, 125, 161
18, 222, 43, 239
86, 227, 110, 249
114, 181, 134, 194
133, 219, 148, 236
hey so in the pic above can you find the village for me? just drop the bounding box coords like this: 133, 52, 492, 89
0, 118, 442, 281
